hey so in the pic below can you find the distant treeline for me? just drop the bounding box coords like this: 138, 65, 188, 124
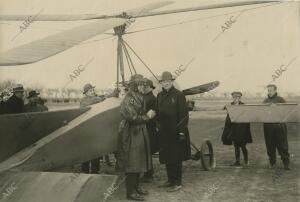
1, 80, 299, 103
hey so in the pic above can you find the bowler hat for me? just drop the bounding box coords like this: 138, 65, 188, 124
27, 90, 40, 98
83, 83, 95, 94
159, 71, 175, 81
13, 84, 24, 92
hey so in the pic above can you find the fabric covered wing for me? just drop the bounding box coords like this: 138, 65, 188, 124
0, 171, 118, 202
226, 104, 300, 123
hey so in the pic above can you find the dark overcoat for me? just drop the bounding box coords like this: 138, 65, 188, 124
157, 86, 191, 164
262, 93, 287, 137
0, 101, 5, 114
4, 94, 24, 114
117, 90, 152, 173
222, 101, 252, 146
144, 91, 159, 154
24, 103, 48, 113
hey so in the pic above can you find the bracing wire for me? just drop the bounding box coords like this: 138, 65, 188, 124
121, 39, 159, 82
121, 39, 137, 74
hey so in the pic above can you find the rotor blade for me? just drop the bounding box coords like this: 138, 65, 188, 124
0, 18, 126, 66
124, 1, 174, 16
182, 81, 220, 96
0, 13, 108, 21
0, 1, 174, 21
131, 1, 280, 18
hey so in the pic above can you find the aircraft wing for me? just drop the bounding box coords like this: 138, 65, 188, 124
0, 108, 89, 163
182, 81, 220, 96
0, 98, 121, 173
0, 18, 126, 66
0, 171, 118, 202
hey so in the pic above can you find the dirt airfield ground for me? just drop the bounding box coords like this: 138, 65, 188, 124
100, 99, 300, 202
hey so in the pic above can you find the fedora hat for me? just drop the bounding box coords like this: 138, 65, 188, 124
27, 90, 40, 98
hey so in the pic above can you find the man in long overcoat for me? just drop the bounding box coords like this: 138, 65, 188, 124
5, 84, 25, 114
157, 71, 191, 192
117, 74, 155, 201
222, 91, 252, 166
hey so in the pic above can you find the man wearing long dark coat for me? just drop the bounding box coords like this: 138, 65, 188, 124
263, 84, 290, 170
157, 71, 191, 192
5, 84, 25, 114
222, 91, 252, 166
117, 75, 155, 201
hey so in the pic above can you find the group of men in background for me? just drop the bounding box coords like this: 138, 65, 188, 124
0, 84, 48, 114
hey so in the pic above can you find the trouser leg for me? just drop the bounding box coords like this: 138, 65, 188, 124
174, 162, 182, 186
81, 161, 90, 173
234, 144, 240, 163
264, 125, 277, 165
275, 124, 290, 166
166, 164, 174, 183
241, 144, 248, 163
126, 173, 138, 196
135, 173, 140, 190
90, 158, 100, 174
166, 163, 182, 185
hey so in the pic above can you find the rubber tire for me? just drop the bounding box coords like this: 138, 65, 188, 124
200, 139, 215, 171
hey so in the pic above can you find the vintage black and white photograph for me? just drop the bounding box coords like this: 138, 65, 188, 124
0, 0, 299, 201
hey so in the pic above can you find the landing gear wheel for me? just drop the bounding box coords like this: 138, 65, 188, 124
200, 139, 216, 171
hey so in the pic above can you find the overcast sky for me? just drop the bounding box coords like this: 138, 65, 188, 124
0, 0, 299, 93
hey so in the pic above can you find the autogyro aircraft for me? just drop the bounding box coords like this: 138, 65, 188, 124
0, 1, 292, 201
